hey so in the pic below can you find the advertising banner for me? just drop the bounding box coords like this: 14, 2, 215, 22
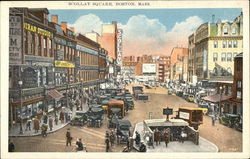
9, 15, 23, 65
55, 61, 75, 68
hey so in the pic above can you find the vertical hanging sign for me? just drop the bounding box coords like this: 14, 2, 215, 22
117, 29, 123, 66
9, 14, 23, 65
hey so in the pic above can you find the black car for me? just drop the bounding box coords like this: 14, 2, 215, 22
86, 108, 104, 128
116, 120, 132, 144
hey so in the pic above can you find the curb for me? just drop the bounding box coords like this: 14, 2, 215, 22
9, 122, 70, 137
199, 136, 219, 152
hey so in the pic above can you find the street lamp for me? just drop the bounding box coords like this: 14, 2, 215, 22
18, 80, 23, 134
219, 86, 223, 116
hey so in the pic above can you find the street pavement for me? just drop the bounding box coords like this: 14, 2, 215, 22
9, 84, 242, 152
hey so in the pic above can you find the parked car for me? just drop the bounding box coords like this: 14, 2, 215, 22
219, 113, 242, 131
87, 108, 104, 128
70, 111, 88, 126
187, 94, 195, 102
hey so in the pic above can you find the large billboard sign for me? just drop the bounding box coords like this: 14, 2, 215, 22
117, 29, 123, 66
142, 63, 156, 74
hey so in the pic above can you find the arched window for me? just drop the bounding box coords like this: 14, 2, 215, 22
227, 67, 232, 76
213, 67, 218, 76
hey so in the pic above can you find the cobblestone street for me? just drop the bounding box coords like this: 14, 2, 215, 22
10, 85, 242, 152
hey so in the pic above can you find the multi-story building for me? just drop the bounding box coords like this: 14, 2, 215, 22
188, 33, 196, 83
157, 56, 171, 82
223, 53, 242, 115
9, 8, 108, 129
98, 22, 118, 60
9, 8, 56, 127
188, 13, 243, 82
170, 47, 188, 81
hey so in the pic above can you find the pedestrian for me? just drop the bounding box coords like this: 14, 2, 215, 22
55, 115, 58, 125
66, 128, 72, 146
128, 136, 134, 150
139, 142, 147, 152
135, 131, 141, 146
43, 113, 48, 124
60, 111, 64, 123
154, 128, 160, 146
212, 116, 215, 126
33, 116, 39, 133
41, 123, 48, 137
163, 129, 170, 147
109, 131, 115, 146
105, 137, 110, 152
8, 139, 15, 152
148, 133, 154, 149
25, 118, 32, 131
65, 112, 68, 123
49, 116, 53, 131
105, 131, 110, 138
76, 138, 84, 151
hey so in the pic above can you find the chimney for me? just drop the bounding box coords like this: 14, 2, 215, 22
51, 15, 58, 24
69, 27, 75, 32
61, 21, 67, 34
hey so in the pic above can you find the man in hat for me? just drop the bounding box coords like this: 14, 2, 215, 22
76, 138, 83, 151
66, 128, 72, 146
105, 137, 110, 152
41, 123, 48, 137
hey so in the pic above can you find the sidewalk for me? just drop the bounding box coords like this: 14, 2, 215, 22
9, 108, 76, 137
133, 122, 218, 152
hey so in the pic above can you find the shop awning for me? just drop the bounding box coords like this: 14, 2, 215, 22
48, 89, 64, 100
202, 94, 231, 103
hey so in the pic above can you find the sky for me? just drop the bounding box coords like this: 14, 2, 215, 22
49, 8, 242, 56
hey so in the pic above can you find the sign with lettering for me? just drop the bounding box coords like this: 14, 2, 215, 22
117, 29, 123, 66
22, 67, 38, 88
55, 61, 75, 68
179, 111, 190, 120
76, 44, 98, 55
55, 50, 64, 61
163, 108, 173, 115
9, 15, 23, 65
24, 23, 53, 38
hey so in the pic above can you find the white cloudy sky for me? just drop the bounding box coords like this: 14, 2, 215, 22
69, 14, 203, 56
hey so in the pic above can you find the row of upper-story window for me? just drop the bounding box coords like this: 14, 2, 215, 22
213, 40, 239, 48
213, 52, 238, 62
78, 70, 99, 82
56, 44, 76, 62
222, 26, 238, 35
24, 30, 53, 57
79, 51, 98, 66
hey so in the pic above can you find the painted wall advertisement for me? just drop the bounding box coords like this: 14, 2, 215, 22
9, 15, 23, 65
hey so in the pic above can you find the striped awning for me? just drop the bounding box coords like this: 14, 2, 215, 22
48, 89, 64, 100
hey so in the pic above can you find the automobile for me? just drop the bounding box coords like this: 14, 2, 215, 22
176, 107, 203, 130
70, 111, 88, 126
108, 114, 119, 129
116, 120, 132, 144
187, 94, 195, 102
87, 108, 104, 128
176, 90, 183, 97
168, 89, 173, 95
219, 113, 242, 130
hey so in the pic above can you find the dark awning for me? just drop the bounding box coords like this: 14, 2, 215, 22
202, 94, 231, 103
48, 89, 64, 100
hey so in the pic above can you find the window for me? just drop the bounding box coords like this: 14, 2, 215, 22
233, 41, 237, 48
227, 67, 232, 76
228, 41, 232, 48
213, 53, 218, 62
49, 39, 52, 57
223, 27, 228, 34
232, 27, 236, 34
214, 41, 218, 48
228, 86, 232, 96
236, 91, 242, 99
213, 67, 218, 76
237, 81, 242, 88
221, 68, 226, 76
222, 41, 227, 48
221, 53, 226, 61
38, 35, 41, 56
43, 38, 47, 57
227, 53, 232, 61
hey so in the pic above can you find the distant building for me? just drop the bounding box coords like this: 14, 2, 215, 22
85, 32, 100, 43
157, 56, 171, 82
170, 47, 188, 81
98, 22, 118, 60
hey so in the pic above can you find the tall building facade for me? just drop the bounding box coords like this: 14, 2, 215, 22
170, 47, 188, 81
157, 56, 171, 82
9, 8, 108, 128
188, 13, 243, 82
